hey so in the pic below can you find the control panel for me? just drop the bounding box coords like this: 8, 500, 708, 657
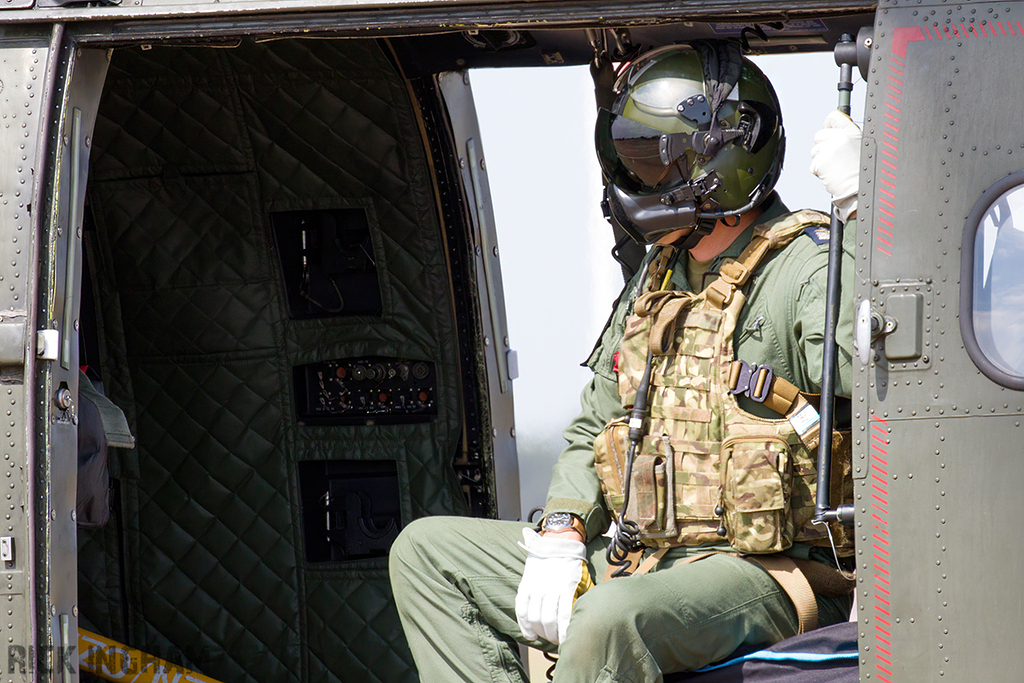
293, 356, 437, 426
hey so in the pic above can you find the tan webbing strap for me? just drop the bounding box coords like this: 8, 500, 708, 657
631, 547, 671, 576
791, 557, 856, 597
602, 549, 646, 582
726, 362, 822, 451
600, 547, 674, 581
647, 296, 697, 354
761, 375, 800, 415
704, 233, 777, 309
603, 551, 824, 635
704, 210, 830, 310
745, 555, 818, 634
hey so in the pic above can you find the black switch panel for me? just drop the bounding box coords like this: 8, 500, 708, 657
293, 356, 437, 426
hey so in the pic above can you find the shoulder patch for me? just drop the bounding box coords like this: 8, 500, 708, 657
803, 225, 830, 245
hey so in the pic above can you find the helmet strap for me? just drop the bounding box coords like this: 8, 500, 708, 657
671, 218, 715, 251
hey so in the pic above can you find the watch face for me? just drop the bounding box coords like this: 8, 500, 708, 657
543, 513, 573, 530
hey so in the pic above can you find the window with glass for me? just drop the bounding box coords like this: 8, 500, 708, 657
962, 172, 1024, 388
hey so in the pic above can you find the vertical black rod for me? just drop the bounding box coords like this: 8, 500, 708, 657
815, 35, 855, 522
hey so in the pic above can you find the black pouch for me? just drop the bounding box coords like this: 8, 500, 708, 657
78, 373, 134, 528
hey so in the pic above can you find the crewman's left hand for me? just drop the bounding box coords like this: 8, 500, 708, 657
515, 528, 594, 645
809, 110, 862, 222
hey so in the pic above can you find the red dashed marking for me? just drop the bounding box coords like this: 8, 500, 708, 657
869, 413, 893, 681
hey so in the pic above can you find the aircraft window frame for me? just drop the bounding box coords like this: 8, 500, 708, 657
960, 169, 1024, 390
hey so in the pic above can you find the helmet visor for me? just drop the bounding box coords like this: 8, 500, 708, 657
596, 108, 694, 190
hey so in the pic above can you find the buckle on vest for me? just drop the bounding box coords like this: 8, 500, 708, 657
718, 258, 749, 286
728, 360, 773, 403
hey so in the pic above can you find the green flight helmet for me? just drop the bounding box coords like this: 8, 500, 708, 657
596, 42, 785, 244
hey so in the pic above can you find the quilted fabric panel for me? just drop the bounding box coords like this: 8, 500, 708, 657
84, 38, 469, 683
91, 175, 278, 356
90, 51, 250, 181
128, 358, 300, 683
302, 573, 415, 683
77, 507, 127, 640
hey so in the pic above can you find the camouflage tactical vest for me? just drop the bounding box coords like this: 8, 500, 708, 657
594, 210, 846, 554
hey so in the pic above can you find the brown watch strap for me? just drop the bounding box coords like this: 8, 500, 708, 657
541, 514, 586, 539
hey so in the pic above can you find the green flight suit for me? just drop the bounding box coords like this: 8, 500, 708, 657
390, 195, 856, 682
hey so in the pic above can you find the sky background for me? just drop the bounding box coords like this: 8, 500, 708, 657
471, 52, 866, 518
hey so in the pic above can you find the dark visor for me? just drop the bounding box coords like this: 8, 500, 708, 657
596, 108, 696, 189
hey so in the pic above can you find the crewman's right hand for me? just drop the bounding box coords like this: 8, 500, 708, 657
515, 528, 594, 645
809, 110, 862, 222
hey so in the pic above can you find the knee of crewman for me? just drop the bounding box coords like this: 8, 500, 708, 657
565, 577, 644, 643
389, 516, 446, 572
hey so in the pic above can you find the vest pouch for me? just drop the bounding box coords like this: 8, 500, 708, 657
594, 419, 678, 539
594, 417, 630, 516
721, 435, 793, 554
621, 453, 672, 535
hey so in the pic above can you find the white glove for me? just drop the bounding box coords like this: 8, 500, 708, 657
809, 110, 862, 222
515, 528, 593, 645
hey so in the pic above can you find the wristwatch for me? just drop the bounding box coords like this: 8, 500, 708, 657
540, 513, 586, 538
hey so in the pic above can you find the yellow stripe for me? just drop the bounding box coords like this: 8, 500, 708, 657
79, 629, 223, 683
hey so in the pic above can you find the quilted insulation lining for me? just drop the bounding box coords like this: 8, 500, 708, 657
79, 39, 467, 683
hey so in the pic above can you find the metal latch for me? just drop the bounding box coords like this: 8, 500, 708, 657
36, 329, 59, 362
0, 537, 13, 563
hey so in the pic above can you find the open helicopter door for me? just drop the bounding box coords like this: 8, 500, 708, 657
856, 1, 1024, 680
0, 27, 110, 680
